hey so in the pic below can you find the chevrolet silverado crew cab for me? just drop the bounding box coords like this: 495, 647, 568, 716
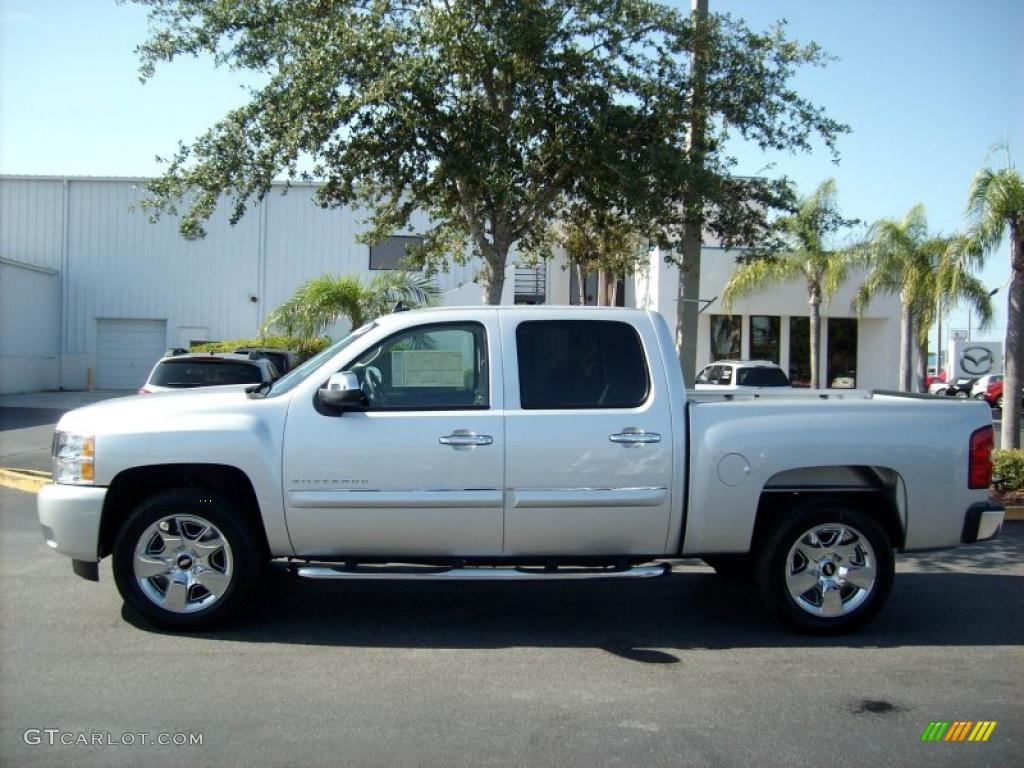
38, 307, 1004, 633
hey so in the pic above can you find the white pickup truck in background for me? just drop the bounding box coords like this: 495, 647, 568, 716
38, 307, 1004, 633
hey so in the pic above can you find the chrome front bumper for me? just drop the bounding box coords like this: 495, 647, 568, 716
962, 502, 1005, 544
37, 483, 106, 562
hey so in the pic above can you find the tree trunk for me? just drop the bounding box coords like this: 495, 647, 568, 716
809, 290, 821, 389
1002, 222, 1023, 450
915, 336, 928, 393
480, 245, 509, 305
575, 263, 586, 305
674, 240, 701, 383
675, 0, 709, 385
898, 298, 913, 392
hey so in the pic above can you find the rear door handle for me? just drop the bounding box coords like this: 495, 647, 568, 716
609, 429, 661, 445
439, 430, 494, 448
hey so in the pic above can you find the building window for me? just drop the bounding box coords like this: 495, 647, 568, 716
369, 236, 423, 270
750, 315, 780, 363
709, 315, 741, 361
789, 317, 811, 387
827, 318, 858, 388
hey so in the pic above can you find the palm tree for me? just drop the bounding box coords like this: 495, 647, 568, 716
912, 236, 993, 390
967, 163, 1024, 449
721, 179, 855, 389
855, 206, 992, 391
263, 271, 439, 339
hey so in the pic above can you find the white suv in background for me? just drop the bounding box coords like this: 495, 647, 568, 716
139, 353, 279, 394
694, 360, 791, 391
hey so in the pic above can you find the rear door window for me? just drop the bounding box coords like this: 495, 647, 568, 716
516, 320, 649, 409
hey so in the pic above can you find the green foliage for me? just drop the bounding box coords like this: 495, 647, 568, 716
967, 165, 1024, 253
992, 449, 1024, 491
190, 335, 329, 359
854, 205, 993, 390
131, 0, 847, 302
262, 271, 439, 339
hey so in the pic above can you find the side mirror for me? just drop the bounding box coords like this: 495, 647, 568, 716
319, 371, 368, 412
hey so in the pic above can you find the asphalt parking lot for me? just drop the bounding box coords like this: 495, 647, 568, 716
1, 400, 1022, 767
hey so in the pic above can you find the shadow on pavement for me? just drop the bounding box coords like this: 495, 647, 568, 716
124, 523, 1024, 659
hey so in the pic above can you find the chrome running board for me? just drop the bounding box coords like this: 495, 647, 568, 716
294, 563, 669, 581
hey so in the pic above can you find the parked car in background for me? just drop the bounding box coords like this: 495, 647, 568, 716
138, 353, 279, 394
233, 347, 300, 375
983, 377, 1023, 410
936, 376, 977, 399
694, 360, 791, 391
925, 371, 946, 390
971, 374, 1001, 399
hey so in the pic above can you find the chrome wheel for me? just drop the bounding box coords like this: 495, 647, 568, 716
784, 524, 876, 618
133, 514, 234, 614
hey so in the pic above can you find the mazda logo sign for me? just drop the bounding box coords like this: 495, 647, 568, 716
960, 346, 995, 376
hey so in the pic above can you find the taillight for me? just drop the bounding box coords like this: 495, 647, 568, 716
968, 425, 993, 489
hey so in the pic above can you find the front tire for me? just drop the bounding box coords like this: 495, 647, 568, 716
113, 488, 264, 630
755, 499, 894, 634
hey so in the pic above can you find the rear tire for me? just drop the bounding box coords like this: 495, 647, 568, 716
754, 499, 894, 634
112, 488, 264, 631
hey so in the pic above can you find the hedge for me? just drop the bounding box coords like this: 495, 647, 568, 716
190, 335, 330, 359
992, 449, 1024, 491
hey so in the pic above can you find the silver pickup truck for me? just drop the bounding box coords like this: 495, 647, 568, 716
38, 307, 1004, 633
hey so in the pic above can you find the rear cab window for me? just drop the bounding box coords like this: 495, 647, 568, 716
515, 320, 649, 409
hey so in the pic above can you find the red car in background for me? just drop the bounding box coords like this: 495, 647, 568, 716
983, 375, 1023, 409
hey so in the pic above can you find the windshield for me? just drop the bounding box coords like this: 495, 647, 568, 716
265, 323, 376, 397
150, 359, 263, 387
736, 367, 790, 387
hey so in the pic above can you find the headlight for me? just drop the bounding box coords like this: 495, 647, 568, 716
53, 432, 95, 485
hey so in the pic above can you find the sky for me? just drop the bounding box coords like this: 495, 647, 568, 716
1, 0, 1021, 344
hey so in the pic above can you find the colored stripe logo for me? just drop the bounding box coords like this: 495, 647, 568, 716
921, 721, 997, 742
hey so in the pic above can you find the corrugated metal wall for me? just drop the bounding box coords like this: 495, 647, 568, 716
0, 259, 60, 392
0, 176, 484, 392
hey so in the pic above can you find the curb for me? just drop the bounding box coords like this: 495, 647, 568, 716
1005, 506, 1024, 521
0, 468, 51, 493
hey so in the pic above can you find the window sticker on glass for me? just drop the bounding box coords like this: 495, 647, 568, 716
391, 350, 465, 388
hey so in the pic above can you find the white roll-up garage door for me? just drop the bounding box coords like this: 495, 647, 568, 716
96, 319, 167, 389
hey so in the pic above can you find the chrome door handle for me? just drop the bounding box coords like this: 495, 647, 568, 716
439, 431, 493, 448
609, 429, 661, 444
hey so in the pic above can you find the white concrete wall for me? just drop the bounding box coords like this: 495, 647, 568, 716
635, 247, 902, 390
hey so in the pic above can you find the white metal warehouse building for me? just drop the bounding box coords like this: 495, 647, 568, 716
0, 175, 901, 393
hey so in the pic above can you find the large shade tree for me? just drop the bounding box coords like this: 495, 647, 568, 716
721, 179, 855, 389
967, 164, 1024, 448
132, 0, 846, 307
